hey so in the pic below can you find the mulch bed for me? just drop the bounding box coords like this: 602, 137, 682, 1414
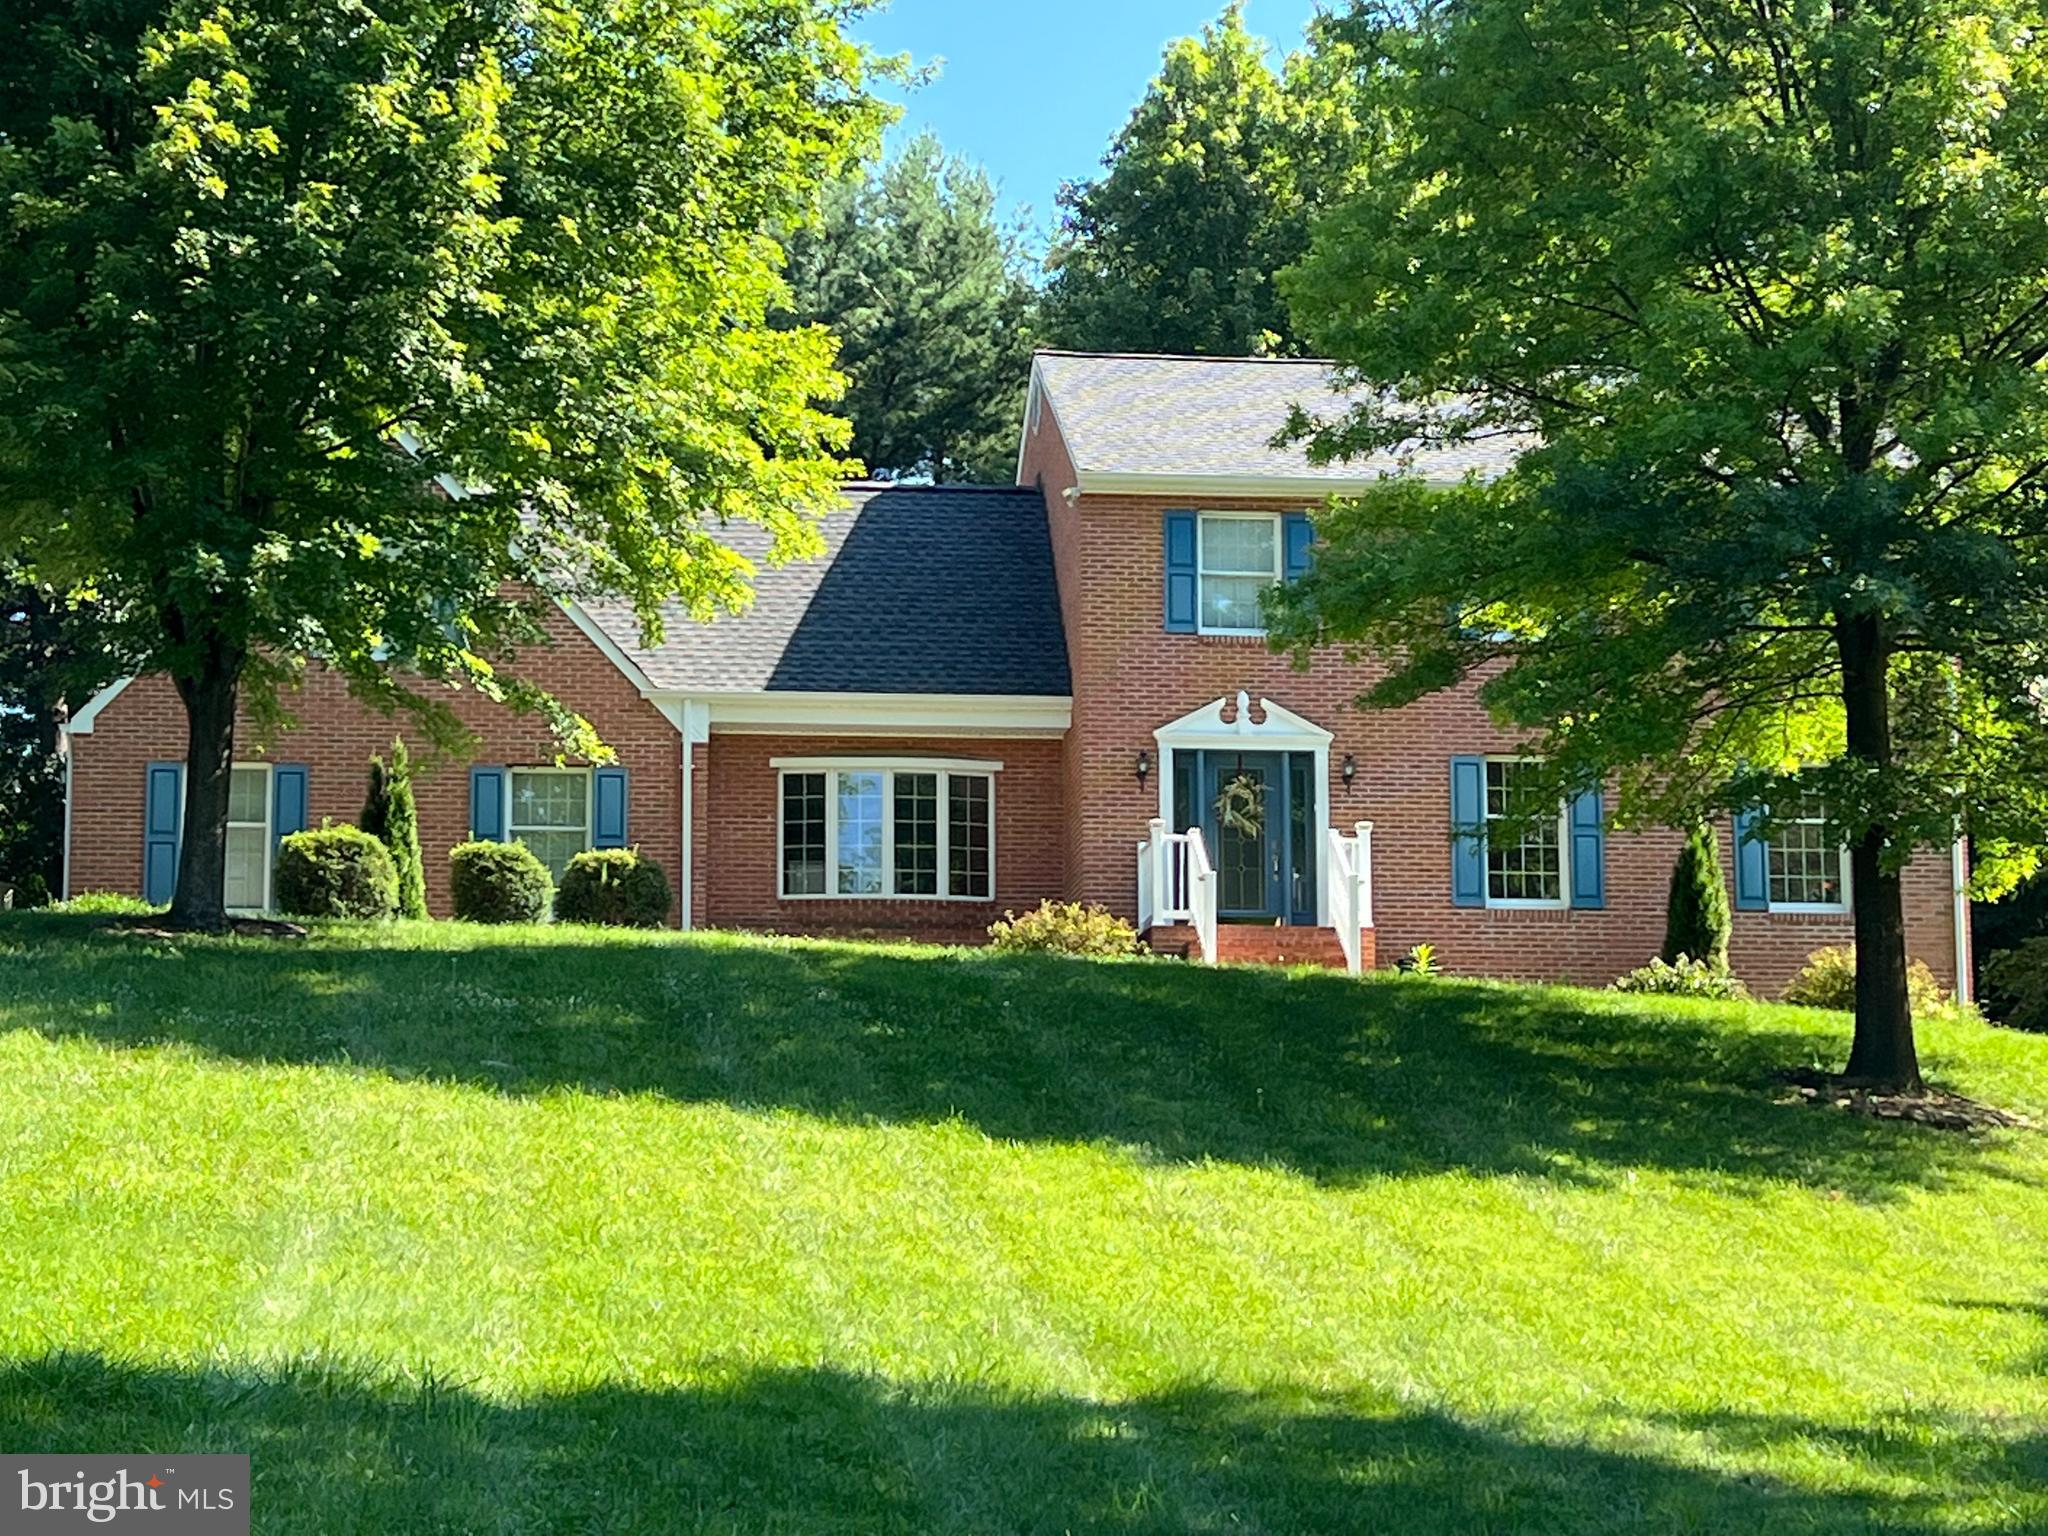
1776, 1068, 2034, 1132
114, 916, 308, 941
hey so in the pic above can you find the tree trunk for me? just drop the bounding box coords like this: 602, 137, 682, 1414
168, 642, 244, 932
1836, 612, 1921, 1092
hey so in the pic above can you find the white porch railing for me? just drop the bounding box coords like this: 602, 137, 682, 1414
1138, 817, 1219, 964
1323, 820, 1376, 975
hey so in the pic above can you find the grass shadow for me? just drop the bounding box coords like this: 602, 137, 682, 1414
0, 914, 2034, 1198
0, 1351, 2033, 1535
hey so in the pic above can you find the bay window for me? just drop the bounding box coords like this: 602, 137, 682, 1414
778, 760, 996, 900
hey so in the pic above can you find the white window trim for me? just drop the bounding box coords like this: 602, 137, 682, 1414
508, 766, 593, 878
1195, 510, 1284, 637
1482, 755, 1571, 911
1766, 803, 1853, 914
225, 762, 273, 916
775, 759, 1000, 903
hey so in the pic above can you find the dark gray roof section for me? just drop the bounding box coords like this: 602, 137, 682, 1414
579, 484, 1071, 697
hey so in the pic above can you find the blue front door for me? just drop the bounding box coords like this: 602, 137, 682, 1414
1208, 752, 1284, 919
1173, 749, 1319, 924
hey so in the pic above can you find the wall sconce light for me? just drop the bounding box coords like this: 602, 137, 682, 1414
1136, 749, 1152, 786
1341, 753, 1357, 786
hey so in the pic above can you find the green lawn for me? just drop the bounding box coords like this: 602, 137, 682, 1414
0, 915, 2043, 1534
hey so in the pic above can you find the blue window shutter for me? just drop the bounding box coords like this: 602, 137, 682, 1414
592, 767, 628, 848
272, 764, 309, 860
1733, 808, 1769, 910
1450, 755, 1486, 907
470, 766, 506, 841
1569, 787, 1606, 909
1283, 511, 1314, 581
1163, 510, 1198, 632
143, 761, 183, 905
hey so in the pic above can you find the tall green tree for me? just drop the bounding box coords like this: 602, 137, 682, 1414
0, 0, 887, 930
0, 575, 117, 898
1042, 3, 1362, 357
782, 133, 1036, 483
1274, 0, 2048, 1091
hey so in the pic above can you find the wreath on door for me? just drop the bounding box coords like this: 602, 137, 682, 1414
1214, 771, 1266, 838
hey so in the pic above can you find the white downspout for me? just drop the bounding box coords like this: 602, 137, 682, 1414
1952, 836, 1972, 1004
59, 728, 73, 901
678, 700, 709, 931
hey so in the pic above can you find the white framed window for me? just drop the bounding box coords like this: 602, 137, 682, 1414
509, 768, 591, 883
1197, 512, 1283, 634
1768, 794, 1849, 911
776, 758, 997, 901
224, 763, 273, 913
1483, 757, 1568, 908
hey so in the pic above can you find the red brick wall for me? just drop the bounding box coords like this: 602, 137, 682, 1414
1017, 404, 1965, 996
698, 732, 1067, 943
66, 606, 685, 922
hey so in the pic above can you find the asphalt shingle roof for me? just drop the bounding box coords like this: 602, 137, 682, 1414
579, 484, 1071, 697
1033, 351, 1525, 484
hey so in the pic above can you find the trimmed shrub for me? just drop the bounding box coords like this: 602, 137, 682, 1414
988, 900, 1139, 958
274, 826, 398, 919
1661, 821, 1731, 972
1985, 937, 2048, 1032
555, 847, 672, 927
449, 840, 553, 924
1613, 954, 1750, 999
1781, 945, 1948, 1013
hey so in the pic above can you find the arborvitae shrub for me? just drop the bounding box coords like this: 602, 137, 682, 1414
360, 755, 391, 842
383, 739, 427, 920
555, 847, 673, 927
1661, 820, 1732, 972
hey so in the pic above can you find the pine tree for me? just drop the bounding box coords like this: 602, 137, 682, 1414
385, 739, 428, 921
1661, 823, 1733, 972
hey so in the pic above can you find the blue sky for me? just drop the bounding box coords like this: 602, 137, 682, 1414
851, 1, 1327, 247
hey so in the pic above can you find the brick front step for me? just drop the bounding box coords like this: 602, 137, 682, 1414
1145, 924, 1378, 971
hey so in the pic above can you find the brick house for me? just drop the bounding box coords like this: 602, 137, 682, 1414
61, 351, 1973, 995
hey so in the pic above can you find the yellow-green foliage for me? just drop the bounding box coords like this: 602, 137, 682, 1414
1781, 946, 1948, 1014
987, 900, 1140, 957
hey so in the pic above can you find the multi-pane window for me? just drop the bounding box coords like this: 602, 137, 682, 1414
781, 773, 828, 895
1484, 758, 1565, 905
224, 765, 272, 912
510, 769, 590, 883
947, 774, 992, 899
1198, 513, 1281, 632
1769, 795, 1846, 908
894, 773, 940, 896
779, 765, 995, 899
835, 771, 885, 895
